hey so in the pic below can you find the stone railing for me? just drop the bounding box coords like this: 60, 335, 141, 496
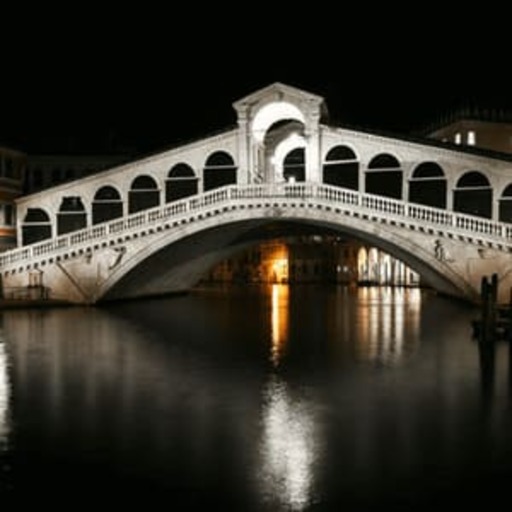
2, 182, 512, 270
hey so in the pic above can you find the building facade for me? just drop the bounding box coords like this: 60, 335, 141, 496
426, 108, 512, 154
203, 236, 419, 287
0, 147, 26, 250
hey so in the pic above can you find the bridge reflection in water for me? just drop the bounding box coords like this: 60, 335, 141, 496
0, 285, 511, 508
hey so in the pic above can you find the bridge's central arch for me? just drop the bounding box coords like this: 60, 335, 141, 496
98, 204, 474, 304
233, 82, 325, 185
251, 101, 306, 144
248, 100, 308, 185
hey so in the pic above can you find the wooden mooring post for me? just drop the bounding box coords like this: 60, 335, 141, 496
472, 272, 512, 343
481, 273, 497, 343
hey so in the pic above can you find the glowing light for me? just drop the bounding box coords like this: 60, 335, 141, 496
264, 243, 289, 283
270, 284, 289, 367
260, 376, 317, 510
0, 341, 10, 446
271, 259, 288, 283
251, 102, 305, 144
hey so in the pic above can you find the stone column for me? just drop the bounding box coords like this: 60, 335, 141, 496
304, 103, 321, 183
236, 108, 250, 185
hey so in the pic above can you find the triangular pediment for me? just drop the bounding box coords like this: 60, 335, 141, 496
233, 82, 325, 111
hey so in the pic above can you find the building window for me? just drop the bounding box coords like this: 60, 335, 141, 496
454, 133, 462, 144
467, 130, 476, 145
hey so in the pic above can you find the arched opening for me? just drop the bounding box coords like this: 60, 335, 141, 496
368, 247, 380, 283
22, 208, 52, 246
166, 163, 198, 202
129, 175, 160, 214
499, 183, 512, 223
283, 148, 305, 182
323, 145, 359, 190
453, 171, 492, 218
357, 247, 369, 282
57, 197, 87, 235
92, 185, 123, 225
409, 162, 447, 209
251, 101, 306, 144
366, 153, 403, 199
203, 151, 237, 192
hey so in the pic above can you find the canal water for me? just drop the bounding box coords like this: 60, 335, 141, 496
1, 284, 512, 510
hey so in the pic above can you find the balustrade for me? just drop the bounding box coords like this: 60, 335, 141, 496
2, 182, 512, 269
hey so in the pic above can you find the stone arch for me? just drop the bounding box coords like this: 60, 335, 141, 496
92, 185, 123, 225
22, 208, 52, 246
323, 145, 359, 190
251, 101, 306, 144
453, 171, 492, 218
129, 175, 160, 214
499, 183, 512, 223
166, 163, 198, 202
409, 162, 447, 209
357, 247, 368, 282
269, 130, 306, 183
368, 247, 380, 283
57, 196, 87, 235
283, 147, 306, 182
366, 153, 403, 199
203, 151, 237, 192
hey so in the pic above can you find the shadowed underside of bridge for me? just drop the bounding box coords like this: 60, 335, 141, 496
99, 214, 467, 304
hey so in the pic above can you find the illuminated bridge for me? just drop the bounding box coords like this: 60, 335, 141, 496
2, 82, 512, 305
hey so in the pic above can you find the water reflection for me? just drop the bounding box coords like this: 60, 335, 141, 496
2, 286, 512, 507
0, 326, 11, 494
0, 334, 9, 447
270, 284, 289, 367
259, 375, 318, 511
356, 287, 421, 365
478, 339, 496, 408
477, 335, 512, 413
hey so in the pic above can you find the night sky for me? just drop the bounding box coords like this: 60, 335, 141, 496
2, 11, 510, 156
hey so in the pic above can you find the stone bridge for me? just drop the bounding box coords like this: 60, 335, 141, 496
2, 82, 512, 305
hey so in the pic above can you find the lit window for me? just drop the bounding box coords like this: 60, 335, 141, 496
467, 130, 476, 145
454, 132, 462, 144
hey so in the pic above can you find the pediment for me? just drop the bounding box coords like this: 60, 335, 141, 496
232, 82, 328, 121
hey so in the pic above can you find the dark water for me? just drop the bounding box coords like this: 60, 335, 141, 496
1, 284, 512, 509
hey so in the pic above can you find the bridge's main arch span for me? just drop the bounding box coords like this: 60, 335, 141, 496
98, 205, 473, 303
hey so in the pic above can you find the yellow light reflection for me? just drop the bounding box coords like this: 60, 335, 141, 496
266, 242, 289, 283
270, 284, 289, 367
260, 375, 316, 510
272, 259, 288, 283
0, 341, 10, 445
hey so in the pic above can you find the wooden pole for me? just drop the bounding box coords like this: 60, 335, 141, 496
481, 276, 491, 343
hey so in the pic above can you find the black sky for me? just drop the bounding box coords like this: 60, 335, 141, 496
2, 10, 510, 156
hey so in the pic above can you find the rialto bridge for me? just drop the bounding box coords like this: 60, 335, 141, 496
2, 82, 512, 305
